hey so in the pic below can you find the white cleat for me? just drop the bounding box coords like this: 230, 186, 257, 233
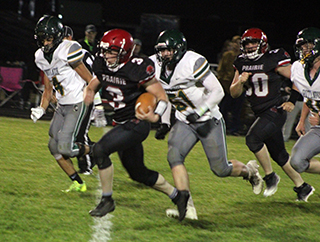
166, 205, 198, 220
246, 160, 264, 195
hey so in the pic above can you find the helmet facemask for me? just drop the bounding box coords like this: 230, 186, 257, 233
154, 30, 187, 67
241, 38, 267, 59
240, 28, 268, 60
295, 39, 320, 65
294, 27, 320, 65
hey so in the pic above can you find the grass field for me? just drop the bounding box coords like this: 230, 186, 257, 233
0, 116, 320, 242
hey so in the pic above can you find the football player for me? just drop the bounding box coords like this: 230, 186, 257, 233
289, 27, 320, 193
84, 29, 189, 220
150, 29, 264, 220
64, 25, 107, 174
230, 28, 314, 201
32, 16, 92, 192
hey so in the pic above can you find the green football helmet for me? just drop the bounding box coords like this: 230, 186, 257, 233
154, 29, 187, 65
34, 15, 64, 53
294, 27, 320, 64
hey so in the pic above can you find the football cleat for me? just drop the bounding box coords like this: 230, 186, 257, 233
246, 160, 264, 195
294, 183, 315, 202
89, 196, 115, 217
263, 172, 280, 197
172, 190, 190, 221
166, 205, 198, 220
62, 181, 87, 193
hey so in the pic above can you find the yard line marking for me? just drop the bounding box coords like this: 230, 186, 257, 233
90, 180, 113, 242
90, 126, 113, 241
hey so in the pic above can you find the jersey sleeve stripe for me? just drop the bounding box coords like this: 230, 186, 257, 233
139, 73, 155, 85
278, 59, 291, 67
194, 61, 210, 79
67, 48, 84, 64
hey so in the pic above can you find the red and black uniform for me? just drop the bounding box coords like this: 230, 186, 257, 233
233, 48, 291, 166
92, 56, 159, 186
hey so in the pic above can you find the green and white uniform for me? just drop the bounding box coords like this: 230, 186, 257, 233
290, 60, 320, 172
35, 40, 87, 159
150, 51, 233, 176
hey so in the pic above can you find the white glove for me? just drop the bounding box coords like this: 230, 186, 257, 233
93, 106, 107, 127
30, 106, 45, 123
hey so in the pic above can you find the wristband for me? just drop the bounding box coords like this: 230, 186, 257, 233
154, 100, 168, 116
288, 89, 301, 105
195, 103, 209, 117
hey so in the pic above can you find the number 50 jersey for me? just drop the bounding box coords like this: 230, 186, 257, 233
233, 48, 291, 115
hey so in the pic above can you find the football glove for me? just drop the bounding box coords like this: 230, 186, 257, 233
186, 113, 200, 123
155, 123, 171, 140
30, 106, 45, 123
92, 106, 107, 127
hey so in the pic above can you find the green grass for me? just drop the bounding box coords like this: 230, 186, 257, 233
0, 116, 319, 242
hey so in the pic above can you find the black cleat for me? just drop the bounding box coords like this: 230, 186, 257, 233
89, 196, 115, 217
263, 172, 280, 197
172, 190, 190, 221
294, 182, 315, 202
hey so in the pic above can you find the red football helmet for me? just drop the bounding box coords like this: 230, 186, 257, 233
99, 29, 134, 68
240, 28, 268, 59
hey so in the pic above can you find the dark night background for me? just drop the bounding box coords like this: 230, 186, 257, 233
1, 0, 319, 81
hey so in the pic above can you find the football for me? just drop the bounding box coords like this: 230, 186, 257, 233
135, 93, 157, 115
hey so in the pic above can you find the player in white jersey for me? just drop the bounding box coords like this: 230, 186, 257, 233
289, 27, 320, 198
64, 25, 107, 174
31, 16, 92, 192
151, 29, 263, 220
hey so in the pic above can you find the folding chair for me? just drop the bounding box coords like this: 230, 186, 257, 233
0, 66, 24, 107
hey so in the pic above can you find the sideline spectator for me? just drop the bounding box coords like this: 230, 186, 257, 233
217, 35, 245, 136
78, 24, 99, 55
133, 38, 147, 57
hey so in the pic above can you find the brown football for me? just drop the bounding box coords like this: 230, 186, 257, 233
135, 93, 157, 115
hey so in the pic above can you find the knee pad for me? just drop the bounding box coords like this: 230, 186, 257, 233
48, 137, 59, 156
57, 141, 73, 157
167, 146, 184, 168
271, 149, 289, 167
246, 133, 264, 153
93, 143, 112, 169
210, 160, 232, 177
290, 152, 310, 173
129, 168, 158, 187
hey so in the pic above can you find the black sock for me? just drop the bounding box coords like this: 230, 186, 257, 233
264, 172, 275, 180
69, 172, 83, 184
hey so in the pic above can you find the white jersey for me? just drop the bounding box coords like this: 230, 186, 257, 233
150, 51, 223, 123
291, 60, 320, 113
35, 39, 86, 105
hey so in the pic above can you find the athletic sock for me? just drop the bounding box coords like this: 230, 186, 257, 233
69, 172, 83, 184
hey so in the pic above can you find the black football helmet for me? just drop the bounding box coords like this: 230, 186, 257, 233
294, 27, 320, 64
154, 29, 187, 66
34, 15, 64, 53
